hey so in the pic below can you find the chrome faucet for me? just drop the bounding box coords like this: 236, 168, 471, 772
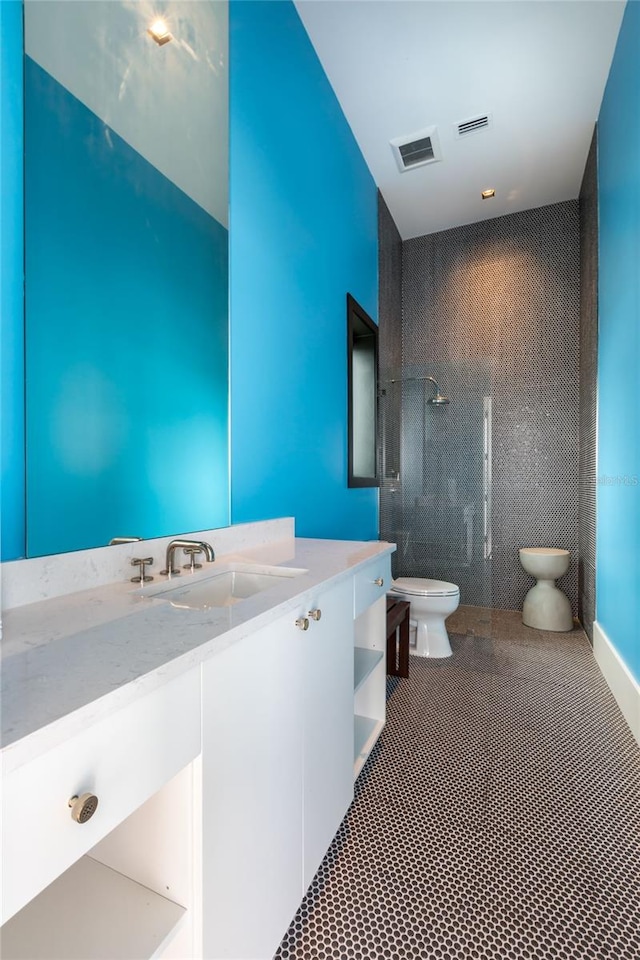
161, 539, 215, 576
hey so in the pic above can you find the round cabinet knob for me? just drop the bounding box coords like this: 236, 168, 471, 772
295, 617, 310, 631
374, 577, 384, 587
68, 793, 99, 824
308, 609, 322, 621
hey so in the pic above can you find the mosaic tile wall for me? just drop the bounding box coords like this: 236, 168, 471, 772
578, 129, 598, 641
377, 192, 403, 573
387, 201, 581, 611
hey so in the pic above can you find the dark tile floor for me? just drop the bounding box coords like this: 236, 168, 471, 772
276, 606, 640, 960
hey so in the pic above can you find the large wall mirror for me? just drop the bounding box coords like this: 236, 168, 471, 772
23, 0, 229, 557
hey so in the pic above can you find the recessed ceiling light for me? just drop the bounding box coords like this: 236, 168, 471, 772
481, 189, 496, 200
148, 18, 172, 45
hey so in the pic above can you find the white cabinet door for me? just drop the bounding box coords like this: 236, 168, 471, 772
202, 577, 357, 954
302, 577, 354, 889
201, 610, 305, 960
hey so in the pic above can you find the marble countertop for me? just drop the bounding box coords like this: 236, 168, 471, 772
1, 537, 394, 772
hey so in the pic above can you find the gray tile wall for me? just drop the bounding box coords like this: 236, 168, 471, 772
578, 129, 598, 641
392, 201, 581, 612
377, 192, 403, 572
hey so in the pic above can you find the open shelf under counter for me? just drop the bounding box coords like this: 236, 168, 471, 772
1, 854, 187, 960
353, 714, 385, 777
354, 646, 384, 693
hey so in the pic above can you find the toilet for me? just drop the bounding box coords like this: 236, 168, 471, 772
389, 577, 460, 658
519, 547, 573, 632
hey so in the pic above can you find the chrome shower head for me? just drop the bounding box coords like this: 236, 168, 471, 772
424, 377, 450, 405
381, 374, 450, 404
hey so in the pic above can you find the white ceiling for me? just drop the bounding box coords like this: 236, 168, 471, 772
295, 0, 626, 239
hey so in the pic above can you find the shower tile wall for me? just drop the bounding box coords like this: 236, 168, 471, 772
398, 201, 581, 611
377, 192, 403, 572
578, 130, 598, 641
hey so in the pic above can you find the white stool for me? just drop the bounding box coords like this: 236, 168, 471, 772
519, 548, 573, 632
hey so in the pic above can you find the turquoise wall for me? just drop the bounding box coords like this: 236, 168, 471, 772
597, 0, 640, 681
0, 0, 25, 561
229, 0, 379, 540
25, 58, 229, 556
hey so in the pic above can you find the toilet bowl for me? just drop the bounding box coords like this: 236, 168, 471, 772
519, 547, 573, 632
389, 577, 460, 658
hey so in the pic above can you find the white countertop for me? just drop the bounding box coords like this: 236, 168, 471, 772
1, 537, 394, 773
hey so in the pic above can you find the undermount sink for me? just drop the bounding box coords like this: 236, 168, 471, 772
139, 563, 308, 610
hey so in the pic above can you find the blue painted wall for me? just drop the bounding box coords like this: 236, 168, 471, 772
597, 0, 640, 681
229, 0, 379, 540
25, 58, 229, 556
0, 0, 26, 560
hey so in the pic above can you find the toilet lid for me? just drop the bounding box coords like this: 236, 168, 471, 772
391, 577, 459, 598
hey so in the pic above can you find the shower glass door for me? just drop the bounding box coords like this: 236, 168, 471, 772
379, 360, 492, 608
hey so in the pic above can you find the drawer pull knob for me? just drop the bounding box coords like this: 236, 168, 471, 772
69, 793, 99, 824
374, 577, 384, 587
295, 617, 310, 631
308, 608, 322, 621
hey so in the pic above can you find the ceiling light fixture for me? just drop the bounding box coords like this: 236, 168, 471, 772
481, 189, 496, 200
148, 18, 172, 45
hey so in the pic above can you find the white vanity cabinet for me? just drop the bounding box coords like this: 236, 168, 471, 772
1, 668, 201, 960
1, 537, 395, 960
201, 577, 354, 960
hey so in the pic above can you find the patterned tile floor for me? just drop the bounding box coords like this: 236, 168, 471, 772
276, 606, 640, 960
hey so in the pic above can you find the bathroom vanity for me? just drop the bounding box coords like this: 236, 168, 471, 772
0, 520, 393, 960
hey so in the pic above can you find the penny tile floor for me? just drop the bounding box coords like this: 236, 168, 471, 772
275, 607, 640, 960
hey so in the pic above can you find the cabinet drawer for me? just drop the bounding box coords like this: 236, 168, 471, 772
354, 555, 392, 619
1, 668, 200, 925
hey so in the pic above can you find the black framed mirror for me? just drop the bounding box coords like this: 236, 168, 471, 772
347, 294, 379, 488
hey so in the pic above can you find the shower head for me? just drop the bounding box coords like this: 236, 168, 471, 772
381, 374, 451, 404
424, 377, 450, 405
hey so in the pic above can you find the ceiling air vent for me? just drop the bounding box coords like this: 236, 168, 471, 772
456, 114, 491, 137
390, 126, 442, 173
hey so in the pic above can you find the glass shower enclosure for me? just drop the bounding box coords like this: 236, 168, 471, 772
379, 361, 492, 607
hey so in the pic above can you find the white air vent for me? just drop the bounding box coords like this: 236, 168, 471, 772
456, 113, 491, 137
390, 126, 442, 173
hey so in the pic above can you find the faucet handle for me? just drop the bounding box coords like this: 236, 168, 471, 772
183, 546, 203, 572
131, 557, 154, 583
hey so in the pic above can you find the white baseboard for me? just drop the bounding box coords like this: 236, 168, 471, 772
593, 620, 640, 747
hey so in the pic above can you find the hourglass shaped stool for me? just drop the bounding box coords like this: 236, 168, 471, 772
519, 547, 573, 632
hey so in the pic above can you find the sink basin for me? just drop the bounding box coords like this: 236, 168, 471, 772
139, 564, 308, 610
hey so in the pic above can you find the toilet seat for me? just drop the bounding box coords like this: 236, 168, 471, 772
391, 577, 460, 598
